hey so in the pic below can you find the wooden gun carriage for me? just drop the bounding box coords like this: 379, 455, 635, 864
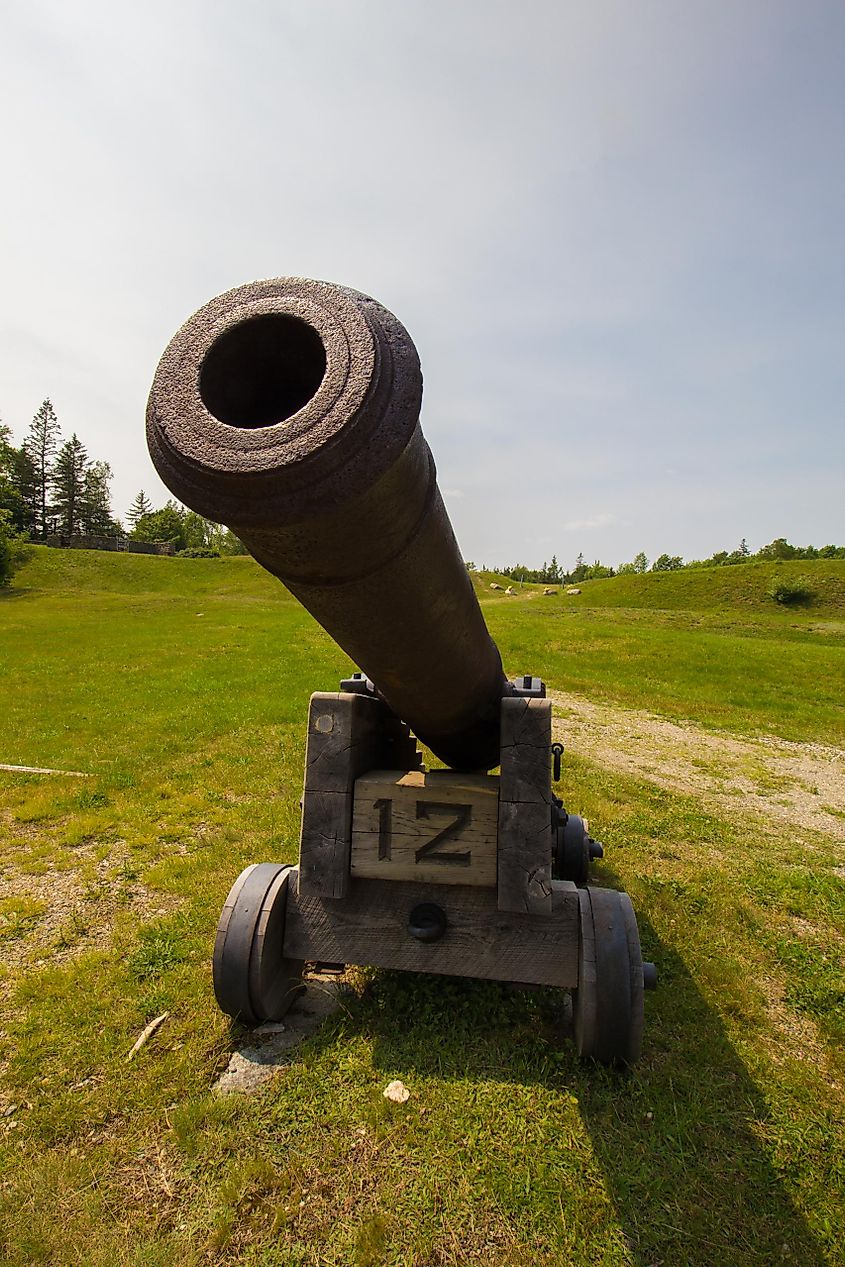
147, 278, 654, 1065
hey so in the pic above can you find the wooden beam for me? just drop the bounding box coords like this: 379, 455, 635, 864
283, 869, 579, 988
497, 697, 553, 915
299, 693, 389, 899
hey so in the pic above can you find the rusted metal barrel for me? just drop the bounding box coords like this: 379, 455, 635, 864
146, 278, 506, 770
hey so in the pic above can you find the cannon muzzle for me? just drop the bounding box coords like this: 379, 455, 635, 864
146, 279, 506, 770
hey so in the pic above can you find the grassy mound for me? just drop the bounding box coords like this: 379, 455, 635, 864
559, 559, 845, 613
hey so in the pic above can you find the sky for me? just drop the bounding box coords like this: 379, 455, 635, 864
1, 0, 843, 569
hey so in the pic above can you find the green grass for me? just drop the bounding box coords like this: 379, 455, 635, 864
542, 558, 845, 613
1, 548, 844, 1265
481, 562, 845, 746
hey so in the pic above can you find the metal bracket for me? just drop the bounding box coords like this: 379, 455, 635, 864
339, 671, 376, 695
510, 674, 546, 699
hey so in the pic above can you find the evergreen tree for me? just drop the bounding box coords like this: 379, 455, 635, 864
546, 554, 562, 583
22, 399, 61, 537
80, 461, 115, 535
0, 424, 27, 533
11, 445, 38, 535
51, 434, 89, 537
572, 552, 588, 583
127, 490, 154, 528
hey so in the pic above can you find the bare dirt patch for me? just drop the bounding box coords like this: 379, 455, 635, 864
0, 829, 181, 988
214, 975, 349, 1094
550, 691, 845, 842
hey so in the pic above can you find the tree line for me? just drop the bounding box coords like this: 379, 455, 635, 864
1, 400, 117, 540
2, 400, 843, 588
488, 537, 845, 586
0, 400, 245, 584
125, 491, 245, 556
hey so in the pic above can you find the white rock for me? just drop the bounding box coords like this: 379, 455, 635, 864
383, 1079, 410, 1103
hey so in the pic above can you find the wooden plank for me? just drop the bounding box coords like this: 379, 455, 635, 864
497, 697, 553, 914
299, 692, 391, 900
497, 801, 554, 912
283, 868, 580, 988
499, 696, 553, 805
350, 769, 498, 886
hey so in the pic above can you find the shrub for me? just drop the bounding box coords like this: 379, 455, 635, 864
177, 546, 220, 558
0, 523, 10, 587
767, 577, 814, 606
0, 509, 26, 587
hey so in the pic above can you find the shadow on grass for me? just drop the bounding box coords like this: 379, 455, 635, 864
297, 910, 827, 1267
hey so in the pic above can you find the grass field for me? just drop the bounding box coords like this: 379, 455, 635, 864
1, 548, 844, 1266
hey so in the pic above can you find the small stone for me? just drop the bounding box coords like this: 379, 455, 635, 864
383, 1079, 410, 1103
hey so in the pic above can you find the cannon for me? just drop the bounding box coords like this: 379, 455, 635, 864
147, 278, 654, 1065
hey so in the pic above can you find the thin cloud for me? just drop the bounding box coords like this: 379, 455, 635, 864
561, 513, 617, 532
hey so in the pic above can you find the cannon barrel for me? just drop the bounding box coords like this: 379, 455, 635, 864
146, 278, 507, 770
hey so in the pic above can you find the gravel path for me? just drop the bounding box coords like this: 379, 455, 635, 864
549, 691, 845, 842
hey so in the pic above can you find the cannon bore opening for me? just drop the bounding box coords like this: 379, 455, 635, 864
199, 314, 327, 428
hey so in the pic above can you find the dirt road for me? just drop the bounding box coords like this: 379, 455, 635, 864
549, 691, 845, 842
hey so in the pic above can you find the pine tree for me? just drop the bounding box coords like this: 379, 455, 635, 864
12, 446, 38, 535
22, 399, 61, 537
51, 434, 89, 537
127, 490, 154, 528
